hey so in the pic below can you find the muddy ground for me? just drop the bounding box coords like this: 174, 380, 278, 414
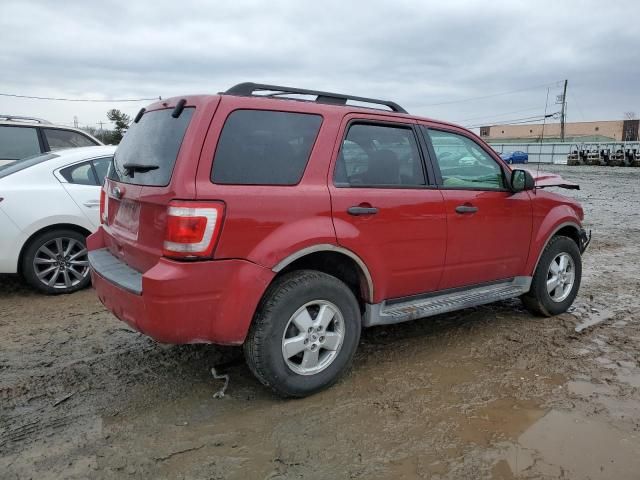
1, 165, 640, 479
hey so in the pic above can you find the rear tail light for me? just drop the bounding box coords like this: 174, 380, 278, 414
99, 187, 107, 224
162, 201, 224, 259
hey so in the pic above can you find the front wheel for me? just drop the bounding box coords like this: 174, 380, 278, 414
522, 235, 582, 316
244, 270, 361, 397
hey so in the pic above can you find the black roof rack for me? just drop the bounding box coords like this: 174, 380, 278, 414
224, 82, 408, 114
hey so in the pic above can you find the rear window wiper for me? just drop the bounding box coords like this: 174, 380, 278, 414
121, 162, 159, 177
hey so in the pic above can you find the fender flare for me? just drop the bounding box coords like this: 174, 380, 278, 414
272, 244, 374, 301
531, 221, 582, 275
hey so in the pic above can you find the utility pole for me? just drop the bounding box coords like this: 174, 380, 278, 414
560, 79, 568, 142
97, 121, 105, 143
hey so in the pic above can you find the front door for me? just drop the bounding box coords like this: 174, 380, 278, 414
421, 126, 533, 290
329, 117, 447, 303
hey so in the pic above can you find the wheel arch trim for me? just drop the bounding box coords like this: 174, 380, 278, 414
272, 244, 374, 300
531, 221, 582, 275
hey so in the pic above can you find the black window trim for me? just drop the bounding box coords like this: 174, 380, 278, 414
89, 156, 112, 186
333, 119, 437, 190
210, 108, 324, 187
420, 126, 511, 192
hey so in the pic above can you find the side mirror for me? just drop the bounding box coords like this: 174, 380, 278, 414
510, 169, 535, 192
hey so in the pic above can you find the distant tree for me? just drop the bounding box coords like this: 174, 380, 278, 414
106, 109, 132, 143
80, 125, 118, 145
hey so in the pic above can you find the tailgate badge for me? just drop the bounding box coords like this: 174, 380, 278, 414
112, 186, 123, 199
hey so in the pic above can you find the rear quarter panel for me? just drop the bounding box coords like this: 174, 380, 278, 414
195, 97, 344, 268
0, 171, 93, 272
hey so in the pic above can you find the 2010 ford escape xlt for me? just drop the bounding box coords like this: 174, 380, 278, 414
88, 83, 590, 397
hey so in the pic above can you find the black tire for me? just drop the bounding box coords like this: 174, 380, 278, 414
244, 270, 361, 398
522, 235, 582, 316
21, 229, 91, 295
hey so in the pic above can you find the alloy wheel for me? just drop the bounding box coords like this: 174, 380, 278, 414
33, 237, 89, 290
546, 252, 575, 302
281, 300, 345, 375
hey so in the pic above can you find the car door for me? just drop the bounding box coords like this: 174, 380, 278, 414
421, 126, 532, 290
329, 116, 447, 302
59, 157, 112, 228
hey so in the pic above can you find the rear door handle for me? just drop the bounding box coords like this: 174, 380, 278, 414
455, 205, 478, 214
348, 206, 378, 216
84, 200, 101, 208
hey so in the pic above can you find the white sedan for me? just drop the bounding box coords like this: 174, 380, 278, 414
0, 146, 116, 294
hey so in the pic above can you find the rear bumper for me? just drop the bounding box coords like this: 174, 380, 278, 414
88, 233, 274, 345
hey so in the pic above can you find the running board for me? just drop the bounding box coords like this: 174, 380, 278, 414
363, 277, 532, 327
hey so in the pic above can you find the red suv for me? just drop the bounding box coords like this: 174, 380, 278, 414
88, 83, 590, 397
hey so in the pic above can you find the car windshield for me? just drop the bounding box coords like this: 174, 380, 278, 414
0, 152, 59, 179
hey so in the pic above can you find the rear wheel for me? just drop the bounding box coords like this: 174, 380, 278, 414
522, 235, 582, 316
244, 270, 361, 397
21, 229, 90, 295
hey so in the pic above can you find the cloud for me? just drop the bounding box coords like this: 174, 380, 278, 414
1, 0, 638, 128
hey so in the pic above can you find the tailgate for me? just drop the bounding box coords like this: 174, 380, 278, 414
101, 97, 219, 272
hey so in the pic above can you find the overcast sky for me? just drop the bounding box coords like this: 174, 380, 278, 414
1, 0, 639, 131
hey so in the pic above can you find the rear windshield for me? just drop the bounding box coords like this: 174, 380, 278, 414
0, 153, 58, 179
110, 107, 194, 186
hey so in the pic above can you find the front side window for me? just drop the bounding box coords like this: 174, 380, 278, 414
426, 129, 506, 189
335, 123, 425, 187
0, 126, 41, 160
43, 129, 97, 150
212, 110, 322, 185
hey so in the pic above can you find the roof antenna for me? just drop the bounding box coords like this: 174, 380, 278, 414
536, 87, 551, 193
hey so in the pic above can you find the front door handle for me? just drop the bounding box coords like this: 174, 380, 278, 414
455, 204, 478, 214
348, 206, 378, 216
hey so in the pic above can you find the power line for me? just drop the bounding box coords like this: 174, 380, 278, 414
465, 113, 559, 129
423, 80, 563, 107
454, 105, 544, 123
0, 92, 160, 102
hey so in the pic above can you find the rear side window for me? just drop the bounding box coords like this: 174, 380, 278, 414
111, 107, 194, 186
43, 129, 97, 150
60, 161, 97, 185
211, 110, 322, 185
0, 126, 41, 160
